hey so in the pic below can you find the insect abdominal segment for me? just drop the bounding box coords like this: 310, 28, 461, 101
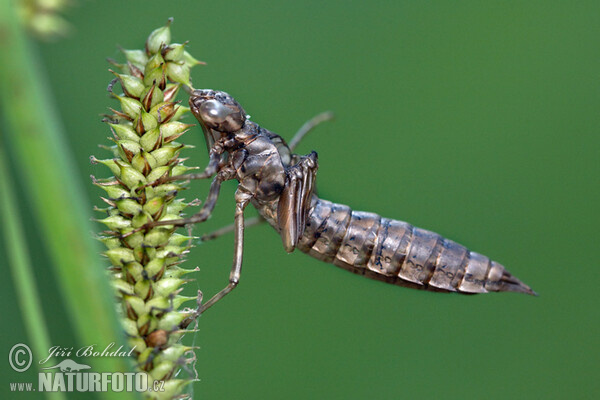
170, 89, 535, 312
295, 199, 535, 295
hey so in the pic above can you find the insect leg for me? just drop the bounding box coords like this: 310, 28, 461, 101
147, 169, 229, 228
198, 188, 253, 313
277, 151, 318, 252
165, 147, 224, 183
200, 216, 265, 242
288, 111, 334, 151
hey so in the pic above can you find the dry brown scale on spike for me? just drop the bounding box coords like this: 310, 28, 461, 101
91, 19, 205, 399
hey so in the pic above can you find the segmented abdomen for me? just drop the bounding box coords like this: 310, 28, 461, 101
296, 197, 535, 295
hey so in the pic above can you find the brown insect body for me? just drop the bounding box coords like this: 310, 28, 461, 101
255, 189, 534, 295
212, 97, 535, 296
152, 89, 535, 313
300, 199, 533, 294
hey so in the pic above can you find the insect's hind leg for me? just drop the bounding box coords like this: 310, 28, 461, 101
288, 111, 334, 151
200, 215, 265, 242
198, 188, 253, 313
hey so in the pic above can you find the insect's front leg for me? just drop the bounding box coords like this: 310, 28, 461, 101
200, 216, 265, 242
147, 167, 234, 228
164, 140, 226, 184
198, 187, 254, 313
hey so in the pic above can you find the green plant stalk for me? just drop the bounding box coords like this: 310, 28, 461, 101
0, 0, 133, 386
0, 143, 66, 400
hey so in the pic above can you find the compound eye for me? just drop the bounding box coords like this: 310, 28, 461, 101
199, 99, 232, 123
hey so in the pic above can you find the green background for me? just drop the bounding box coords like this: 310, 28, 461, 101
2, 1, 598, 399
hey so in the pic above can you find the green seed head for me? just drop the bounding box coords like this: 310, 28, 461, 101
93, 20, 204, 398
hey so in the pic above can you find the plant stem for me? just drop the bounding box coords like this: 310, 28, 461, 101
0, 143, 66, 400
0, 0, 135, 393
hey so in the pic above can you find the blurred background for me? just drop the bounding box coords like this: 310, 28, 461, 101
1, 0, 598, 399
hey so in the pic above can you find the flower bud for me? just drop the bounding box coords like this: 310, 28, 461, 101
146, 166, 171, 184
123, 294, 147, 320
145, 296, 168, 312
166, 199, 189, 215
151, 144, 181, 166
143, 65, 166, 89
132, 211, 153, 228
115, 198, 143, 215
105, 247, 135, 266
121, 318, 139, 337
145, 258, 167, 279
144, 53, 165, 75
91, 156, 121, 176
137, 314, 156, 337
168, 234, 195, 247
161, 380, 193, 400
146, 19, 172, 55
117, 140, 141, 162
112, 278, 135, 296
121, 48, 148, 68
115, 95, 142, 119
161, 121, 193, 142
158, 311, 189, 331
134, 279, 152, 300
153, 278, 185, 298
124, 232, 144, 250
137, 348, 154, 368
163, 266, 199, 279
155, 345, 192, 364
140, 127, 161, 152
166, 61, 190, 85
162, 42, 186, 62
150, 360, 175, 381
110, 70, 145, 98
137, 319, 153, 338
99, 236, 121, 249
152, 183, 181, 197
141, 84, 163, 111
109, 123, 140, 141
172, 295, 196, 310
131, 152, 152, 175
119, 164, 146, 188
183, 50, 205, 68
97, 184, 130, 199
143, 196, 165, 217
98, 215, 132, 231
156, 245, 186, 260
123, 261, 144, 283
128, 337, 147, 355
140, 111, 159, 132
